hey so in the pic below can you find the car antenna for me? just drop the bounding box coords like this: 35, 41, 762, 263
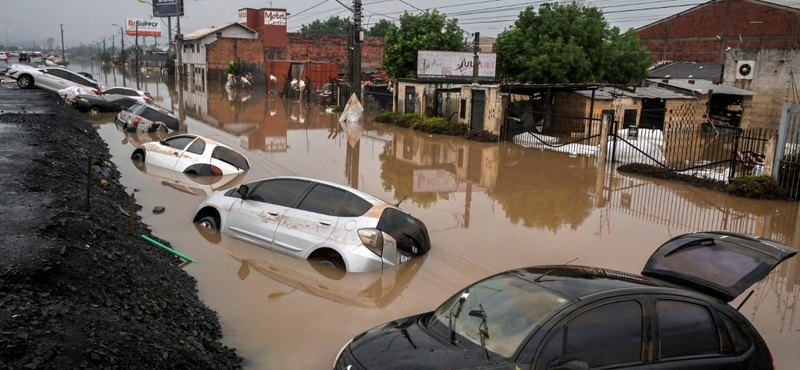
394, 195, 408, 207
535, 257, 578, 282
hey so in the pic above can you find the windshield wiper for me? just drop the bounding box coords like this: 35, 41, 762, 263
469, 305, 490, 361
448, 290, 469, 345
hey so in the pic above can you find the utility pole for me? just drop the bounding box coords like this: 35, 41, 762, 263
352, 0, 362, 100
60, 24, 66, 65
135, 23, 140, 89
472, 32, 480, 85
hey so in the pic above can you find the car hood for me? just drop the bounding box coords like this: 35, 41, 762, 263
345, 314, 489, 370
642, 231, 798, 302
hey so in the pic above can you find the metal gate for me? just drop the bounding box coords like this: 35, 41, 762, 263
404, 86, 416, 114
470, 90, 485, 131
775, 103, 800, 199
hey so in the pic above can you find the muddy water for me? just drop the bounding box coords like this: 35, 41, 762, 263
81, 65, 800, 370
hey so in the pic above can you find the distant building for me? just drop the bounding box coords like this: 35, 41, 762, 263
180, 22, 264, 87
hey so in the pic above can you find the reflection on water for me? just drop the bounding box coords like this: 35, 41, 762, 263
77, 58, 800, 370
133, 161, 246, 197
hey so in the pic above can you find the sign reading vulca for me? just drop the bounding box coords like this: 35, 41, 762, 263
126, 18, 162, 37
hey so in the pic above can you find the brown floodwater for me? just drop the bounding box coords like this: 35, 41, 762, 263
85, 66, 799, 370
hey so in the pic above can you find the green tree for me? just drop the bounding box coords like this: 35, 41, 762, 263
367, 19, 393, 37
383, 10, 466, 78
494, 2, 650, 83
300, 16, 351, 36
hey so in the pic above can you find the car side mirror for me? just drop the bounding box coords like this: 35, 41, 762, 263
552, 360, 589, 370
237, 185, 250, 199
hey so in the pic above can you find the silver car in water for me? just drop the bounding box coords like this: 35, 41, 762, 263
193, 176, 431, 272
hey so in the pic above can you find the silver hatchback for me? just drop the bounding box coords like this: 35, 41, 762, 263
193, 176, 431, 272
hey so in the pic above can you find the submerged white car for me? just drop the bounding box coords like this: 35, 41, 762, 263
131, 134, 250, 176
193, 176, 431, 272
6, 65, 103, 94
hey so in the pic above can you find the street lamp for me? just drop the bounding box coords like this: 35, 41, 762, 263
111, 23, 124, 65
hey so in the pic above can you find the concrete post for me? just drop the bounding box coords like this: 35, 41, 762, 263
598, 112, 612, 163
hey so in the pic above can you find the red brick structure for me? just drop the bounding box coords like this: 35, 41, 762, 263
287, 34, 385, 72
637, 0, 800, 63
206, 38, 265, 82
237, 8, 289, 59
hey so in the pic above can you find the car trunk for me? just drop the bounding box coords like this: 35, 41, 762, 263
642, 231, 797, 302
377, 208, 431, 256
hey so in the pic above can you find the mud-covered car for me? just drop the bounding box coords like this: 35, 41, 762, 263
73, 94, 140, 115
193, 176, 431, 272
6, 65, 102, 94
131, 134, 250, 176
115, 103, 178, 133
334, 231, 797, 370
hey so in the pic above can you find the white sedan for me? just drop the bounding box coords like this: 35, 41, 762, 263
130, 134, 250, 176
6, 65, 103, 95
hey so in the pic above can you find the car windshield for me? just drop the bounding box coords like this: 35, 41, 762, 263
431, 272, 573, 359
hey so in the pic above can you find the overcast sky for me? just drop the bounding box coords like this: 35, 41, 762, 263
1, 0, 714, 49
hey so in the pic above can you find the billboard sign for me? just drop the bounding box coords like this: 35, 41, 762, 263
417, 51, 496, 79
238, 9, 248, 24
126, 18, 162, 37
152, 0, 184, 17
264, 10, 287, 26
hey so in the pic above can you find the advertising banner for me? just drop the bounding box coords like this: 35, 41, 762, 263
152, 0, 183, 17
264, 10, 287, 26
238, 9, 248, 24
416, 51, 497, 79
126, 18, 162, 37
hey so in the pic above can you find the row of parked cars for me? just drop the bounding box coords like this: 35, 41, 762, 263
5, 62, 797, 370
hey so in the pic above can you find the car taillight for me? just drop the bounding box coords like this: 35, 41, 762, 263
144, 97, 152, 103
92, 89, 102, 95
358, 228, 384, 257
132, 116, 141, 127
210, 165, 222, 176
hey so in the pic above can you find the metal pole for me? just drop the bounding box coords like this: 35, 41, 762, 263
353, 0, 362, 100
135, 23, 140, 89
60, 24, 66, 65
85, 156, 92, 212
472, 32, 480, 85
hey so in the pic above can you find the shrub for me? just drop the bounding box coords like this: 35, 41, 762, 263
225, 61, 239, 75
727, 175, 788, 199
373, 112, 401, 123
411, 117, 467, 135
394, 113, 423, 128
466, 129, 499, 142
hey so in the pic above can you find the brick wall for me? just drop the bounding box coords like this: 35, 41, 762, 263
287, 33, 385, 72
206, 38, 266, 83
638, 0, 800, 63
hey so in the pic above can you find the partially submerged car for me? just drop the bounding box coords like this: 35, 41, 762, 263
334, 231, 797, 370
115, 103, 178, 133
132, 158, 247, 197
5, 65, 102, 95
193, 176, 431, 272
72, 94, 140, 115
103, 87, 153, 104
131, 134, 250, 176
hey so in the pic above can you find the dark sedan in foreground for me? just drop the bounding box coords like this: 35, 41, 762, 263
334, 231, 797, 370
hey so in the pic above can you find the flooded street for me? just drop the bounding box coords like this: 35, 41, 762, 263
76, 63, 800, 369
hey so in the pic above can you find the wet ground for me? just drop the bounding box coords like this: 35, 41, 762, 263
41, 62, 800, 369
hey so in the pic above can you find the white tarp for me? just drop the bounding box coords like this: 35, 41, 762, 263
339, 94, 364, 148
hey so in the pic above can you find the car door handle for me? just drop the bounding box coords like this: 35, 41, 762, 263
267, 211, 279, 216
319, 221, 332, 226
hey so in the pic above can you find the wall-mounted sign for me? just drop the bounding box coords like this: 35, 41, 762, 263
417, 51, 496, 79
238, 9, 248, 24
126, 18, 162, 37
264, 10, 287, 26
152, 0, 183, 17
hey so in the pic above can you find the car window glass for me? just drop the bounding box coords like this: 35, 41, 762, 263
186, 139, 206, 155
105, 88, 122, 95
141, 107, 174, 124
297, 184, 345, 216
377, 208, 431, 254
719, 314, 750, 354
657, 300, 720, 359
249, 179, 311, 207
538, 327, 564, 369
564, 301, 642, 368
162, 136, 195, 150
211, 147, 249, 170
339, 192, 372, 217
119, 100, 137, 109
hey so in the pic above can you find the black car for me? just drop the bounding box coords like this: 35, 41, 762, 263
18, 52, 30, 63
334, 231, 797, 370
72, 94, 139, 115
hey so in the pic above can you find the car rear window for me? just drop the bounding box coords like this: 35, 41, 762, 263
211, 147, 249, 170
339, 192, 372, 217
141, 108, 177, 126
377, 208, 431, 255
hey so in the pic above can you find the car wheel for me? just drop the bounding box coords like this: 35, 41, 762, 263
88, 106, 100, 116
198, 215, 220, 233
17, 75, 33, 89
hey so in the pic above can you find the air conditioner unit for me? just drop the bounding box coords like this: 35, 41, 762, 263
736, 60, 755, 80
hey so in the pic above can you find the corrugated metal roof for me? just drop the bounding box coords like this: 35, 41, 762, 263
573, 86, 694, 100
648, 62, 723, 80
647, 79, 755, 96
184, 22, 255, 41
